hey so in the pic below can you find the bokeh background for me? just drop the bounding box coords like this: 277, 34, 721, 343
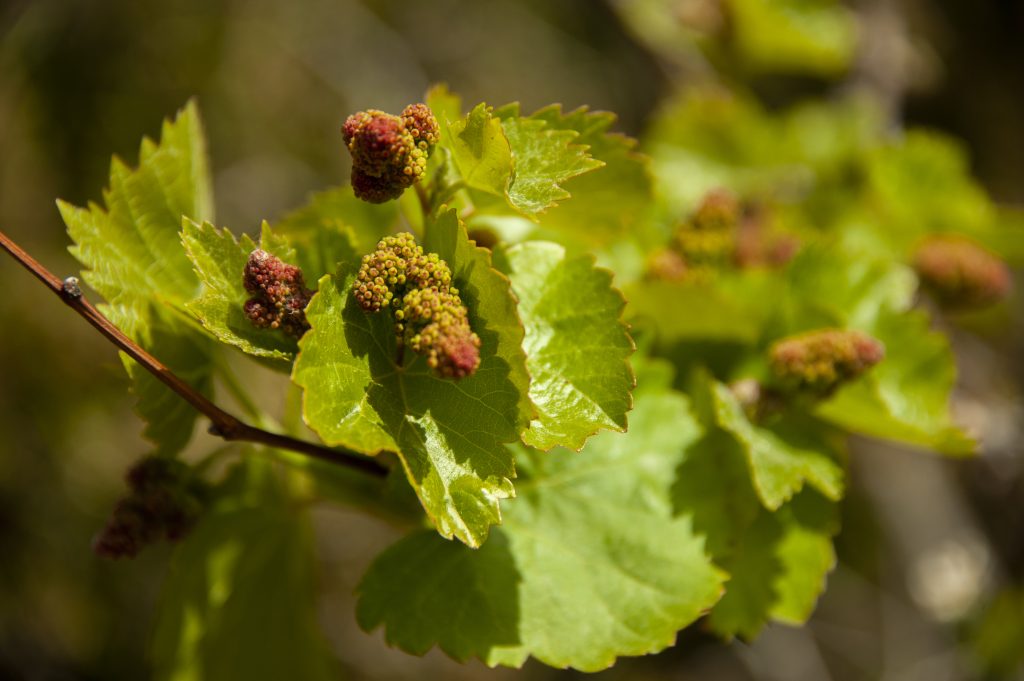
1, 1, 1023, 679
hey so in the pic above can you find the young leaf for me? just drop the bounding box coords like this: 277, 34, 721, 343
672, 424, 837, 639
273, 186, 397, 277
444, 103, 514, 202
707, 376, 844, 510
495, 241, 635, 450
58, 100, 215, 455
181, 219, 305, 362
527, 105, 654, 243
357, 382, 724, 671
782, 247, 972, 455
152, 459, 336, 681
707, 490, 839, 639
816, 309, 975, 455
493, 104, 604, 217
292, 209, 531, 546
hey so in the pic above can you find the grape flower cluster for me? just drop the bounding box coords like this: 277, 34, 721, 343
243, 249, 313, 338
913, 236, 1012, 309
646, 189, 799, 282
342, 104, 440, 204
93, 456, 205, 559
353, 232, 480, 379
769, 328, 885, 398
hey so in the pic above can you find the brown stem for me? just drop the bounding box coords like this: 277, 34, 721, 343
0, 229, 388, 478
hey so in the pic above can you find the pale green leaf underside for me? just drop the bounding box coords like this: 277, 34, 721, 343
59, 100, 215, 455
152, 460, 335, 681
710, 379, 844, 510
293, 209, 531, 546
181, 219, 299, 361
357, 386, 724, 671
497, 241, 634, 451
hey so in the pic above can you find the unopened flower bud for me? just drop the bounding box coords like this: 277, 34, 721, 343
913, 236, 1012, 309
243, 249, 312, 338
769, 328, 885, 398
401, 103, 440, 154
342, 104, 438, 203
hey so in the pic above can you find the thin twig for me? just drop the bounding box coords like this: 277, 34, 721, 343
0, 229, 388, 479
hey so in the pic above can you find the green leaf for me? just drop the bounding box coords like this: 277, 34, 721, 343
707, 376, 844, 510
526, 105, 655, 244
61, 100, 212, 308
152, 459, 336, 681
357, 382, 724, 671
782, 247, 972, 455
290, 274, 396, 455
671, 424, 837, 639
274, 186, 398, 278
708, 490, 838, 639
493, 104, 604, 218
784, 245, 917, 328
445, 103, 514, 202
626, 275, 775, 345
59, 100, 215, 455
293, 209, 531, 546
728, 0, 858, 76
181, 219, 305, 362
495, 241, 634, 450
816, 309, 974, 455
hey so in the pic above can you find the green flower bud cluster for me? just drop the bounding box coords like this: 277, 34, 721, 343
647, 190, 799, 282
342, 104, 439, 204
673, 189, 739, 274
354, 233, 480, 379
769, 328, 885, 398
913, 236, 1012, 309
93, 457, 205, 559
243, 249, 313, 338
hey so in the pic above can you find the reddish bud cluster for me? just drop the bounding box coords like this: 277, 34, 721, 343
913, 236, 1012, 309
93, 457, 204, 559
342, 104, 439, 203
243, 249, 312, 338
769, 328, 885, 398
354, 233, 480, 379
